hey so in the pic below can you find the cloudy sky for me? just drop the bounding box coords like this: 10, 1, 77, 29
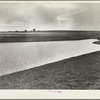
0, 1, 100, 31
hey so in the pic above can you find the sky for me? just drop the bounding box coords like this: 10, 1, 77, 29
0, 1, 100, 31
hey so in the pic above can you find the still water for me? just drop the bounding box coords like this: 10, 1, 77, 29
0, 39, 100, 76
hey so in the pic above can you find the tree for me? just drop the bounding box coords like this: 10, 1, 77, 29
33, 29, 36, 32
24, 30, 27, 32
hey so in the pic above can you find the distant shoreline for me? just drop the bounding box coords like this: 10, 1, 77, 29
0, 31, 99, 42
1, 30, 100, 33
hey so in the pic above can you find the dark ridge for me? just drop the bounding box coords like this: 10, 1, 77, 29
0, 31, 100, 42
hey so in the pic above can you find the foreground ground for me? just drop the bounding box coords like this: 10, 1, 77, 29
0, 51, 100, 89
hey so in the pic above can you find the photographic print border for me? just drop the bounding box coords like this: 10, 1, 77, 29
0, 0, 99, 99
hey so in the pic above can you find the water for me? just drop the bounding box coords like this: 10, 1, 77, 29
0, 39, 100, 76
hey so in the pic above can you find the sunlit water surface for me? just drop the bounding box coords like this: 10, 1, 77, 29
0, 39, 100, 76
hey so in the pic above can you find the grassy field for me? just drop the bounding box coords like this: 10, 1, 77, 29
0, 51, 100, 89
0, 30, 100, 42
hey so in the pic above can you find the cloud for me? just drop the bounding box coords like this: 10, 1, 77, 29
0, 2, 79, 30
56, 6, 87, 26
0, 2, 99, 31
72, 3, 100, 30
